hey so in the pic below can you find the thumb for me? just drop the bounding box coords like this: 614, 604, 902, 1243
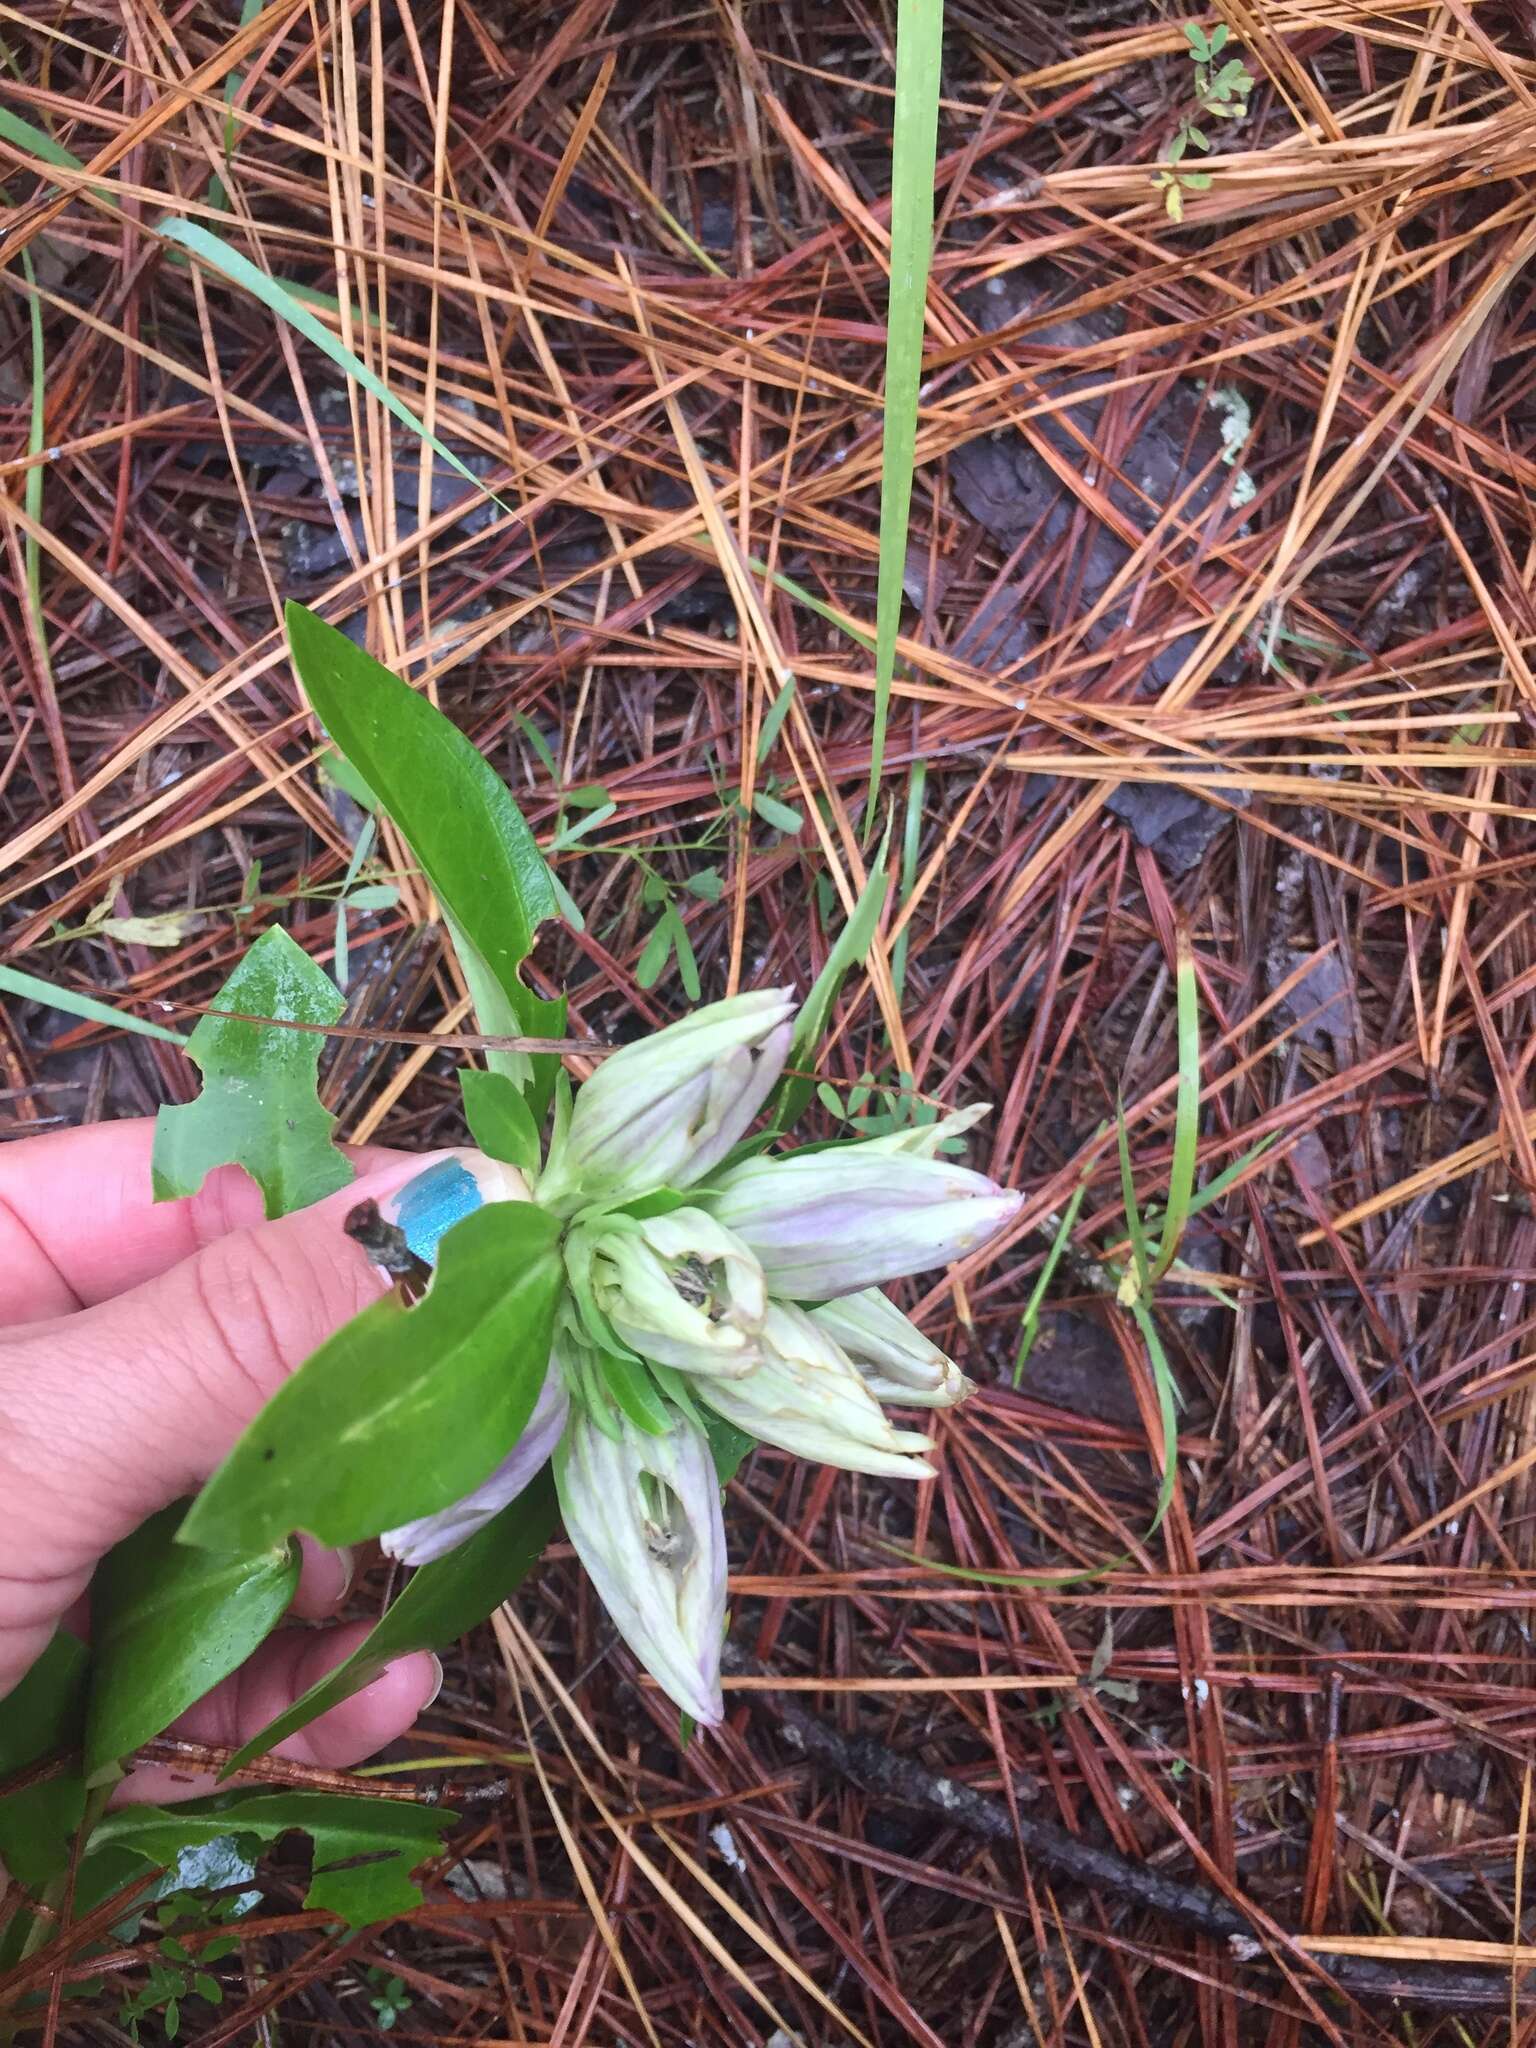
0, 1151, 457, 1693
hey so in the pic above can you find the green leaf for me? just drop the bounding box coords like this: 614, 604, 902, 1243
1129, 1298, 1180, 1539
511, 708, 559, 781
340, 883, 401, 912
635, 911, 676, 989
754, 677, 796, 764
460, 1068, 541, 1175
671, 912, 702, 1002
683, 865, 723, 902
0, 102, 92, 175
90, 1790, 453, 1928
595, 1348, 674, 1435
751, 789, 804, 835
0, 119, 373, 322
0, 1632, 88, 1896
870, 0, 943, 819
205, 0, 265, 212
332, 812, 378, 993
773, 854, 890, 1131
179, 1202, 563, 1553
549, 801, 615, 851
285, 603, 565, 1099
702, 1412, 756, 1484
0, 964, 188, 1047
1182, 20, 1211, 57
84, 1507, 299, 1780
224, 1471, 557, 1770
103, 935, 350, 1788
1208, 22, 1230, 52
319, 746, 380, 811
609, 1187, 691, 1222
1183, 1130, 1278, 1217
151, 926, 351, 1220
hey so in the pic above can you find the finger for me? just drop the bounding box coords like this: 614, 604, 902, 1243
0, 1120, 406, 1325
291, 1538, 357, 1622
109, 1629, 442, 1805
0, 1149, 469, 1697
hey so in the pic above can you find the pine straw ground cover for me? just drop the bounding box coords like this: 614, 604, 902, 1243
5, 0, 1536, 2039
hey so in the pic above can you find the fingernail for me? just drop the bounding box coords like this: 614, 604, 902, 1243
377, 1150, 529, 1268
334, 1546, 356, 1601
423, 1653, 445, 1709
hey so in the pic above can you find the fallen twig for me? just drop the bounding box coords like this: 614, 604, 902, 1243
728, 1654, 1521, 2016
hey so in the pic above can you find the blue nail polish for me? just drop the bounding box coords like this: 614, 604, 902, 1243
389, 1158, 484, 1265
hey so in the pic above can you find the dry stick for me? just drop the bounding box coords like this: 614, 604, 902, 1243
726, 1656, 1521, 2016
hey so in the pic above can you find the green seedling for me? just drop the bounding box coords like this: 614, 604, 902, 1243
1154, 22, 1255, 220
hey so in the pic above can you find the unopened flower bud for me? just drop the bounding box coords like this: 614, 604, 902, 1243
539, 990, 794, 1205
704, 1131, 1022, 1298
555, 1399, 728, 1726
810, 1289, 973, 1408
697, 1303, 935, 1478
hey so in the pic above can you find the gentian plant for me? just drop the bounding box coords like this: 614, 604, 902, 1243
1, 601, 1022, 1945
364, 992, 1019, 1724
176, 605, 1020, 1738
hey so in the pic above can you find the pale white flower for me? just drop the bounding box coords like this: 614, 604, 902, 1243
538, 989, 794, 1205
555, 1399, 728, 1725
588, 1209, 766, 1376
810, 1288, 972, 1408
703, 1128, 1022, 1299
696, 1302, 935, 1478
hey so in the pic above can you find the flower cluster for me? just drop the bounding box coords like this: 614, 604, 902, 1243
380, 992, 1022, 1725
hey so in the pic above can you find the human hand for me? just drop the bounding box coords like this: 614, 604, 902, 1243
0, 1118, 448, 1803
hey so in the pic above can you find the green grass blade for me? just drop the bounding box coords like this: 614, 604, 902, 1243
899, 1293, 1181, 1585
889, 756, 925, 1003
1130, 1299, 1180, 1537
206, 0, 266, 213
158, 218, 488, 500
19, 247, 56, 710
1115, 1096, 1153, 1304
1184, 1130, 1279, 1218
0, 103, 104, 189
743, 551, 875, 654
1012, 1171, 1091, 1385
1150, 927, 1200, 1281
773, 843, 891, 1132
0, 965, 188, 1045
869, 0, 942, 824
0, 112, 376, 319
